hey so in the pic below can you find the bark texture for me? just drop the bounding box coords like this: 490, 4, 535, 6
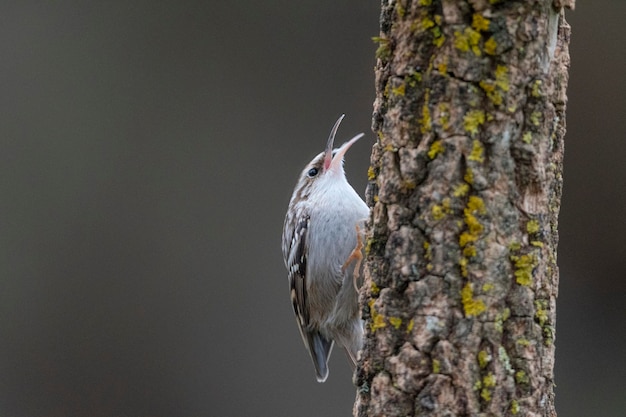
356, 1, 572, 416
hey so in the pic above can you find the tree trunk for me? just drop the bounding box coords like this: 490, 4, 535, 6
356, 1, 573, 416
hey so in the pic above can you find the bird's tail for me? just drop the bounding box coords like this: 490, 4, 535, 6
308, 332, 333, 383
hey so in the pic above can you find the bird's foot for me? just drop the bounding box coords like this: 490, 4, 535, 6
342, 224, 364, 291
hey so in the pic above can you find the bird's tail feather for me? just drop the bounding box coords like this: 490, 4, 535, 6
309, 332, 333, 383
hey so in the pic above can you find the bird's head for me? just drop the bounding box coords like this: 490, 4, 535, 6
295, 115, 364, 195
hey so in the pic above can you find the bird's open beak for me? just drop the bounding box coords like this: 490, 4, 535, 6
323, 114, 364, 173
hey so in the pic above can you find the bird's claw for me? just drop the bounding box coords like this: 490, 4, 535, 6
342, 224, 364, 291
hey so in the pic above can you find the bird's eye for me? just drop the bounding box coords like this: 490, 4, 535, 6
307, 168, 318, 178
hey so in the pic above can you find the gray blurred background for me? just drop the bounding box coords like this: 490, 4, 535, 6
0, 1, 623, 416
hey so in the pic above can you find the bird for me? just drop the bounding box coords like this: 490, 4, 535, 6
282, 114, 369, 382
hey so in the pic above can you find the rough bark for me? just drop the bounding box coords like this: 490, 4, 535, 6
356, 1, 573, 416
